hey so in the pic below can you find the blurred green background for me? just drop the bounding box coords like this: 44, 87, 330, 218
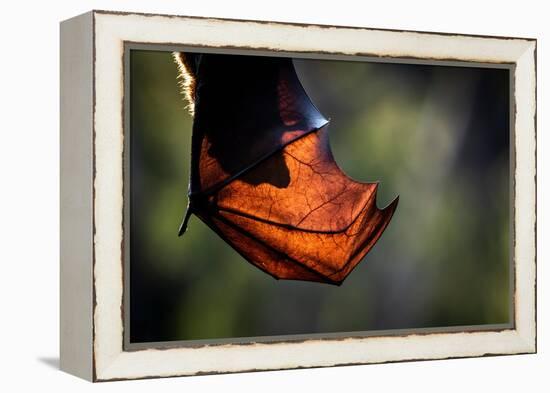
129, 50, 510, 343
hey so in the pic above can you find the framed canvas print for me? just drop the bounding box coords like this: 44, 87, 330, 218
60, 10, 537, 382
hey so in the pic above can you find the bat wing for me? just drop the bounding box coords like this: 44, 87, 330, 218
179, 53, 397, 284
195, 124, 398, 284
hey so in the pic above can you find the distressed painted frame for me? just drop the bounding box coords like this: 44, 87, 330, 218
60, 10, 537, 382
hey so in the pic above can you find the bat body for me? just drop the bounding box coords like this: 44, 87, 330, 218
174, 53, 398, 285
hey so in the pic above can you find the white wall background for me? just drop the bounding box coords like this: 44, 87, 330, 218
0, 0, 546, 390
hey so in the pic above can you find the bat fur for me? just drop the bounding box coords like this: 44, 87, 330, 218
173, 52, 198, 115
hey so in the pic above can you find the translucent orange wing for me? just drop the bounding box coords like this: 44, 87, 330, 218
178, 53, 398, 285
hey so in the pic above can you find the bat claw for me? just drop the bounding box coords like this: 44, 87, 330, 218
177, 222, 187, 237
178, 206, 193, 236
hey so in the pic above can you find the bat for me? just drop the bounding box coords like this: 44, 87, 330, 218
173, 52, 398, 285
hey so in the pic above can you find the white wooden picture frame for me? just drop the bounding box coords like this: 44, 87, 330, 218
60, 10, 536, 381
